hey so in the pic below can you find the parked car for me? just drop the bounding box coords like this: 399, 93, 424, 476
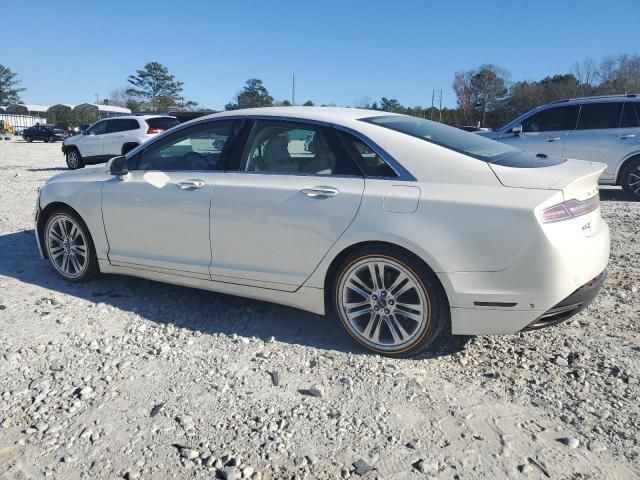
61, 115, 179, 169
35, 107, 609, 357
479, 94, 640, 200
23, 125, 63, 143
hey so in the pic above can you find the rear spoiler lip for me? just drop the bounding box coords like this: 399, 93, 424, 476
548, 160, 607, 191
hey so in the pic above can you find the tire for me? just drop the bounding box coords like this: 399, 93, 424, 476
620, 157, 640, 201
332, 245, 450, 357
66, 149, 84, 170
25, 136, 32, 143
47, 135, 55, 143
43, 208, 98, 282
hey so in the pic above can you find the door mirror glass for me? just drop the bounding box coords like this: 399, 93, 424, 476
107, 155, 128, 175
510, 124, 523, 136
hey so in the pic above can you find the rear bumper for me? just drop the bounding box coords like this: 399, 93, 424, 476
523, 269, 606, 331
444, 216, 610, 335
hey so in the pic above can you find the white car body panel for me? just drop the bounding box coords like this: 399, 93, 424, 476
210, 172, 364, 289
36, 107, 610, 337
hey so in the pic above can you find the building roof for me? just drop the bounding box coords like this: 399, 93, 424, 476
73, 103, 131, 114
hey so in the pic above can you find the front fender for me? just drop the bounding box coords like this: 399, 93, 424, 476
38, 173, 108, 260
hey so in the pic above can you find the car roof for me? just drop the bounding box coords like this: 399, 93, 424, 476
197, 106, 397, 124
548, 94, 639, 106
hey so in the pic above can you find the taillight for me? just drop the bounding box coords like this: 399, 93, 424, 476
147, 127, 164, 134
541, 194, 600, 223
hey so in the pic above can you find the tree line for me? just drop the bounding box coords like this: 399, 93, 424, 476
2, 53, 639, 129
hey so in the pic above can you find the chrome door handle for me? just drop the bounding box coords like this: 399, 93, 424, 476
619, 134, 637, 139
300, 187, 339, 198
545, 137, 561, 142
176, 179, 205, 189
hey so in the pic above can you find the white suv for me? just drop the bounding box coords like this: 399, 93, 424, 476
481, 95, 640, 200
61, 115, 179, 169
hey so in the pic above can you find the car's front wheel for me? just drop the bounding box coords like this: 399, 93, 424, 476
46, 135, 55, 143
332, 246, 450, 357
44, 209, 97, 282
621, 157, 640, 201
25, 135, 32, 142
66, 149, 84, 170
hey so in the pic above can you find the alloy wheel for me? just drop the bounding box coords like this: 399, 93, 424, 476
45, 213, 89, 279
338, 257, 430, 351
67, 151, 79, 169
628, 164, 640, 196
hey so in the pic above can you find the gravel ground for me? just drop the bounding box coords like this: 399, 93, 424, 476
0, 139, 638, 480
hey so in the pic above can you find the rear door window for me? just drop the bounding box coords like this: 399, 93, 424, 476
339, 132, 396, 177
522, 105, 579, 132
576, 102, 623, 130
107, 119, 129, 133
242, 120, 361, 176
620, 102, 640, 128
127, 119, 140, 130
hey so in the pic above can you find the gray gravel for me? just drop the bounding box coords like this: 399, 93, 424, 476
0, 139, 639, 479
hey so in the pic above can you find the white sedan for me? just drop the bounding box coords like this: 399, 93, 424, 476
35, 107, 610, 357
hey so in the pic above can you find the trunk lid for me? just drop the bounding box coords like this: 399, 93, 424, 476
489, 158, 605, 201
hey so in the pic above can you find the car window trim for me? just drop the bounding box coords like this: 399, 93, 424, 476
236, 115, 414, 181
124, 114, 414, 181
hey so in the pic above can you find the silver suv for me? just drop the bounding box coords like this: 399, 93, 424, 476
481, 95, 640, 200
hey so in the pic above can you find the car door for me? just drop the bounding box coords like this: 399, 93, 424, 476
498, 105, 579, 158
82, 120, 108, 158
102, 118, 124, 157
101, 120, 240, 278
563, 101, 640, 182
210, 119, 365, 290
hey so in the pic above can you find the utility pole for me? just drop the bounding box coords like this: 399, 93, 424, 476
292, 73, 295, 105
95, 93, 99, 104
438, 89, 443, 123
430, 90, 435, 120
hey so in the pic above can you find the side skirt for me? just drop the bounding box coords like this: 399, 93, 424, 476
98, 259, 326, 315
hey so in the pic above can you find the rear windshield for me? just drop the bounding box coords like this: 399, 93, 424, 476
146, 117, 179, 130
361, 115, 519, 162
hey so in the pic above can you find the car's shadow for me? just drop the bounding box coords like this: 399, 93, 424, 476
599, 187, 630, 202
0, 230, 468, 359
27, 167, 67, 172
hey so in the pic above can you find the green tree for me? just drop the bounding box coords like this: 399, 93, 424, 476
379, 97, 404, 113
0, 65, 25, 106
126, 62, 194, 111
226, 78, 274, 110
303, 100, 314, 106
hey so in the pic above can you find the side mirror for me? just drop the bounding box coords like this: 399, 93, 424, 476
510, 124, 523, 136
106, 155, 128, 175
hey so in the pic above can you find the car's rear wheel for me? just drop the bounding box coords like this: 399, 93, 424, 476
621, 157, 640, 201
25, 135, 32, 142
333, 246, 450, 357
44, 209, 97, 282
66, 149, 84, 170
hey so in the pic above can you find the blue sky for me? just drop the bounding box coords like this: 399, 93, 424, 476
3, 0, 636, 109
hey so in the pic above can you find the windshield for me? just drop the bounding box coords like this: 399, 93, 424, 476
361, 115, 520, 162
